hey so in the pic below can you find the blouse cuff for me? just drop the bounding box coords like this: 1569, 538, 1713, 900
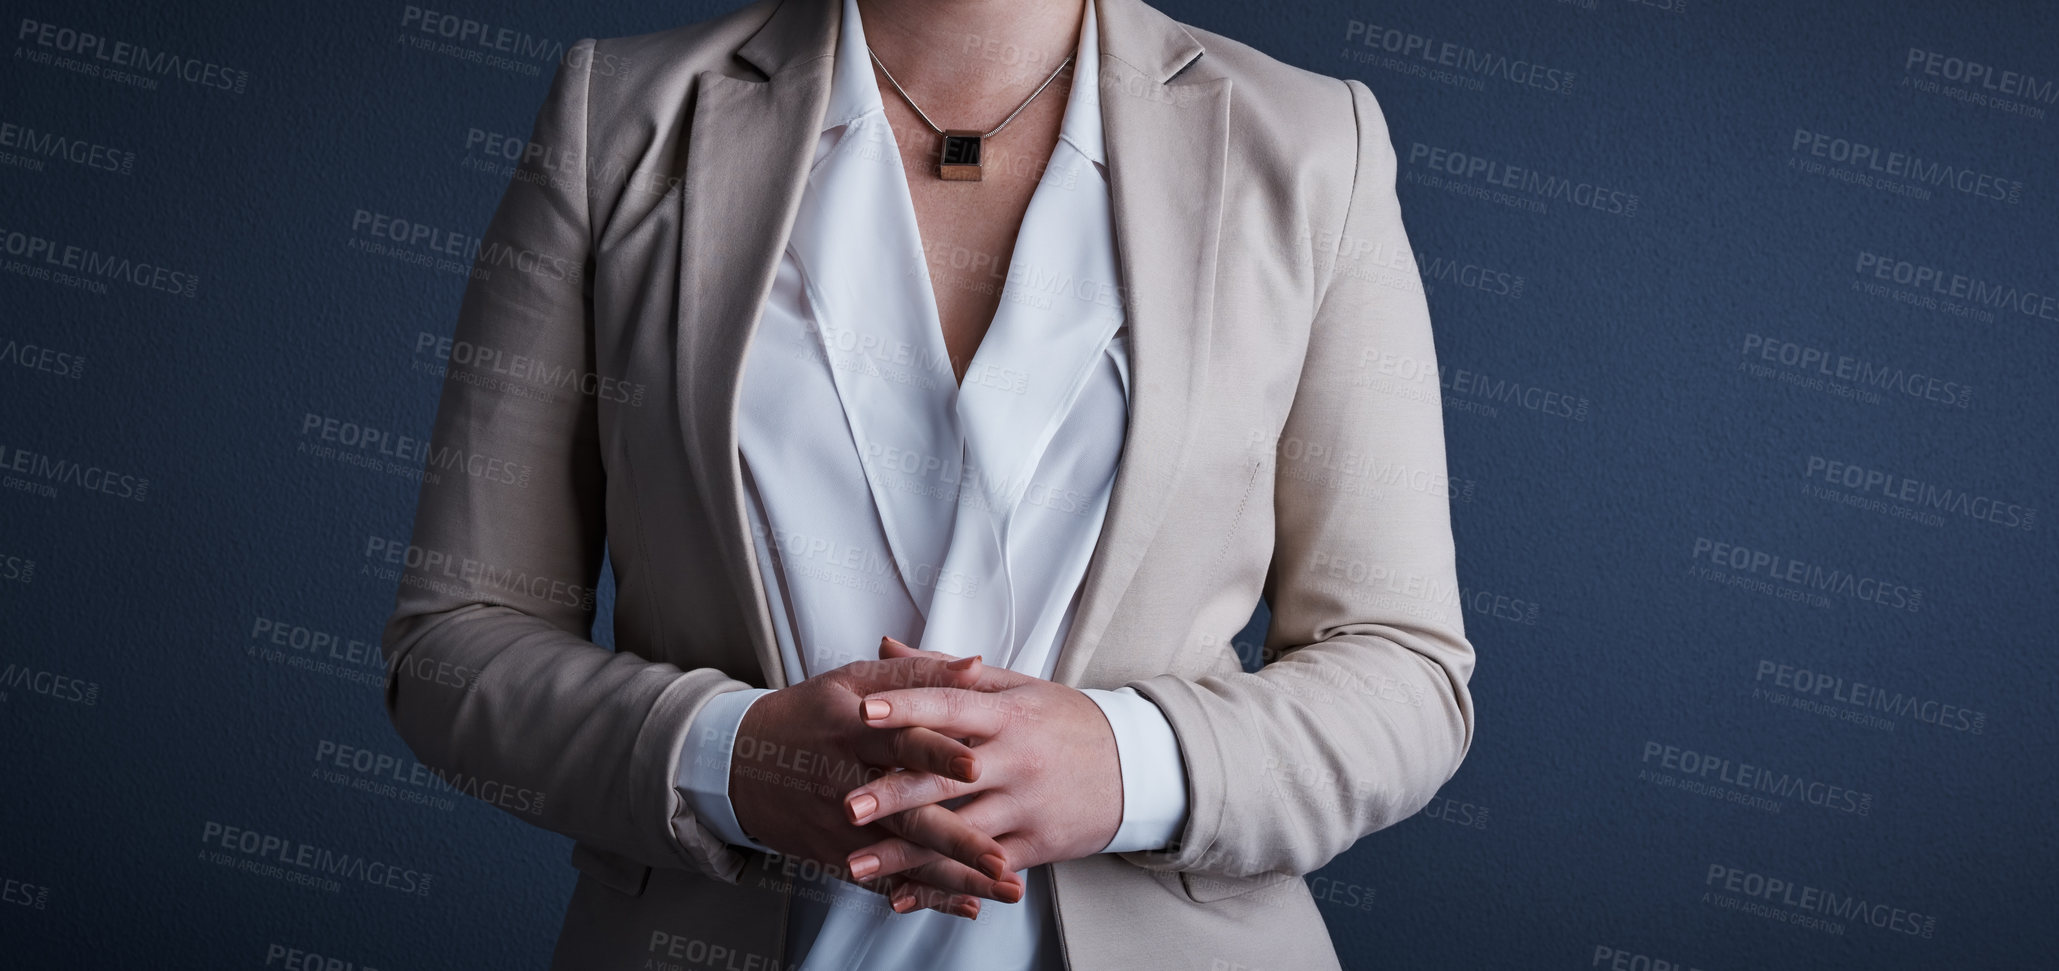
675, 687, 777, 853
1080, 686, 1191, 854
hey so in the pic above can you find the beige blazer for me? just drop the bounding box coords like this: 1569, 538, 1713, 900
379, 0, 1477, 966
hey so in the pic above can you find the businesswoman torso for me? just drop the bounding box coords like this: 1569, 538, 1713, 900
379, 0, 1477, 968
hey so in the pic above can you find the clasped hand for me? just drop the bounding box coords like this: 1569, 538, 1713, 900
727, 637, 1122, 919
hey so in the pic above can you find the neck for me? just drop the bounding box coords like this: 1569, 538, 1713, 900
857, 0, 1086, 100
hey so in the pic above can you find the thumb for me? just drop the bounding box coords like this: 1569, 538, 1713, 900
879, 635, 959, 661
877, 637, 1029, 691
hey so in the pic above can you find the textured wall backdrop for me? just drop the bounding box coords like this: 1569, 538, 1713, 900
3, 0, 2054, 968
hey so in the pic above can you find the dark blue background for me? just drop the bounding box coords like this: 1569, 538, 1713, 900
4, 1, 2054, 968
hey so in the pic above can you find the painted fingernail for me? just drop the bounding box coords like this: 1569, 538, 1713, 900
863, 698, 891, 721
951, 755, 978, 782
847, 854, 879, 880
995, 881, 1023, 904
846, 793, 877, 823
946, 655, 979, 671
954, 898, 981, 919
891, 891, 917, 914
977, 853, 1006, 878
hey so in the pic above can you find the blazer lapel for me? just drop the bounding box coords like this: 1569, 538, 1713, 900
675, 0, 838, 689
1053, 0, 1230, 686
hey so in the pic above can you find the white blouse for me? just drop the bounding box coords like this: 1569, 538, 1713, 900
675, 0, 1189, 968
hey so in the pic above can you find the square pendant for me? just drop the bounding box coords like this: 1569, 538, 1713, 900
938, 129, 983, 181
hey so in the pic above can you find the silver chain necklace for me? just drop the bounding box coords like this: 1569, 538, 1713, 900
868, 48, 1074, 182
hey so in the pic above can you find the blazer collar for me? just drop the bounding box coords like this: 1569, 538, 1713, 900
734, 0, 837, 78
677, 0, 1229, 688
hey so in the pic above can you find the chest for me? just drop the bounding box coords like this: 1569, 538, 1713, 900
877, 73, 1073, 385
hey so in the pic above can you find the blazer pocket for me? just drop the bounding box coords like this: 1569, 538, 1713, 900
569, 839, 653, 897
1179, 868, 1295, 904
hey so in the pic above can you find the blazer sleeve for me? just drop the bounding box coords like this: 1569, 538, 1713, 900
1123, 77, 1477, 883
378, 38, 761, 883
